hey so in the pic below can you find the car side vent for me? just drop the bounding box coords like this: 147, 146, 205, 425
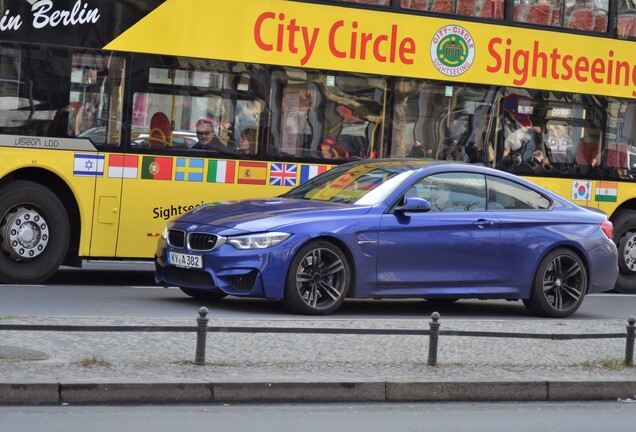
227, 271, 258, 292
167, 230, 185, 248
188, 233, 219, 251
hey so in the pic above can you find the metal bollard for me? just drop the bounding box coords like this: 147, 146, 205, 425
195, 307, 209, 366
427, 312, 441, 366
626, 316, 636, 366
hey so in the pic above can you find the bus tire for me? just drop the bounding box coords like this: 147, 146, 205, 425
613, 210, 636, 294
0, 181, 70, 284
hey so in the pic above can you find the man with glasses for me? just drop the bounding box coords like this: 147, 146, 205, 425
192, 118, 228, 152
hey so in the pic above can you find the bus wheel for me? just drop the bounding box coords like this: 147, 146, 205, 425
613, 211, 636, 294
0, 181, 70, 284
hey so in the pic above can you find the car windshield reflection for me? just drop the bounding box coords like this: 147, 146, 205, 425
283, 162, 419, 205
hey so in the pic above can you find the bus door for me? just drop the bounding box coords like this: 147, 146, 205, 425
68, 52, 127, 257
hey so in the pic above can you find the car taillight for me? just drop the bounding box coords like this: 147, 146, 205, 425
600, 220, 613, 239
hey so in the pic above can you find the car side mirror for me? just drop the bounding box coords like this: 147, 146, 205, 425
394, 196, 431, 213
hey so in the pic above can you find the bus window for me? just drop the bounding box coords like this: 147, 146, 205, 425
390, 79, 500, 163
129, 63, 266, 155
605, 98, 636, 177
271, 69, 386, 160
71, 53, 125, 147
0, 44, 70, 137
521, 0, 562, 27
564, 0, 596, 31
131, 92, 196, 150
401, 0, 430, 11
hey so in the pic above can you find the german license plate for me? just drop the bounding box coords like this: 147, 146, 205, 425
168, 252, 202, 268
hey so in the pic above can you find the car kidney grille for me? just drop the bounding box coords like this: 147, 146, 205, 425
167, 230, 185, 248
188, 233, 218, 251
165, 266, 214, 287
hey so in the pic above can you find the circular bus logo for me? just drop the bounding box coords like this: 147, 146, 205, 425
430, 25, 475, 77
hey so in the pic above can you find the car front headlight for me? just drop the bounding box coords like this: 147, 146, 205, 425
227, 232, 291, 250
160, 222, 175, 240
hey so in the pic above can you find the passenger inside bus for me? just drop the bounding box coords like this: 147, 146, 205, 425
503, 111, 544, 162
238, 128, 257, 155
145, 111, 172, 150
530, 149, 550, 170
73, 101, 96, 136
192, 118, 228, 152
447, 145, 469, 162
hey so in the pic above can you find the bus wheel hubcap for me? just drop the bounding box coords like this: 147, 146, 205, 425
1, 206, 49, 260
620, 233, 636, 273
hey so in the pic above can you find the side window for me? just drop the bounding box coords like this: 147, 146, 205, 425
487, 175, 551, 210
272, 69, 386, 160
129, 64, 263, 155
390, 79, 498, 164
71, 52, 125, 146
413, 172, 486, 212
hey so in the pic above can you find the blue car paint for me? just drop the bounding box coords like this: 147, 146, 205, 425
155, 160, 619, 308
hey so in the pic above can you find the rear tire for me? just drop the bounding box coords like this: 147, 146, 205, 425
282, 241, 350, 315
0, 181, 70, 284
612, 211, 636, 293
523, 248, 587, 318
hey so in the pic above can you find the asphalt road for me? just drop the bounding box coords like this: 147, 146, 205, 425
1, 261, 634, 320
2, 402, 636, 432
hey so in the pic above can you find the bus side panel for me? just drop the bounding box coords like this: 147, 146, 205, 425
116, 163, 288, 258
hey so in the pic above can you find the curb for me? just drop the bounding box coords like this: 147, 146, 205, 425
2, 381, 636, 405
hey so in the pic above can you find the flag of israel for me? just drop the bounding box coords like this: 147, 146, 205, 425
74, 153, 105, 177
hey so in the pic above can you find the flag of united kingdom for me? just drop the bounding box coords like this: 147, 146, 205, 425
270, 163, 297, 187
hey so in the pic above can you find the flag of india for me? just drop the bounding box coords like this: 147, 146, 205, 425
595, 181, 618, 202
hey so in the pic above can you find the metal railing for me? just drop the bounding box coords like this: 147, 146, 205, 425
1, 307, 635, 367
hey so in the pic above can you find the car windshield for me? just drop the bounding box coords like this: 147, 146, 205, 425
283, 161, 419, 205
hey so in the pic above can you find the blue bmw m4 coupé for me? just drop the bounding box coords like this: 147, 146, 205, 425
155, 159, 618, 317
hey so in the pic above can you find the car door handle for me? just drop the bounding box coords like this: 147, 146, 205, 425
473, 219, 495, 228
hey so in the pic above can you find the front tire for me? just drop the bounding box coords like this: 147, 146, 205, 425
282, 241, 350, 315
523, 248, 587, 318
612, 210, 636, 293
0, 181, 70, 284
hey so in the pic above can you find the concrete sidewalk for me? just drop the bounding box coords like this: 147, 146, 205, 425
1, 316, 636, 405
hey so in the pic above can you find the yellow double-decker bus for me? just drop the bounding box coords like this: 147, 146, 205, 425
1, 0, 635, 292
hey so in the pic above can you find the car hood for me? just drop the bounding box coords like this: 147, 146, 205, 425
177, 198, 370, 231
